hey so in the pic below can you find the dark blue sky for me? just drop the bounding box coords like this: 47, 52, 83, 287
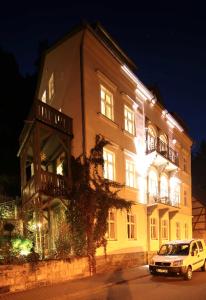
0, 1, 205, 145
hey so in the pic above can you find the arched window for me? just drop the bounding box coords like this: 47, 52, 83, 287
160, 175, 168, 198
147, 125, 157, 152
149, 170, 158, 196
170, 177, 180, 206
159, 134, 168, 154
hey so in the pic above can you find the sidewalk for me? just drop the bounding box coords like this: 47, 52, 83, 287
0, 265, 149, 300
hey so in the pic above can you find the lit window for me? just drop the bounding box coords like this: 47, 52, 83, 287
161, 219, 168, 240
159, 134, 168, 153
48, 73, 54, 101
107, 211, 116, 240
147, 126, 157, 152
149, 170, 158, 196
160, 175, 168, 199
176, 222, 181, 239
100, 85, 113, 120
41, 90, 46, 103
126, 160, 137, 188
103, 149, 115, 180
127, 214, 136, 239
184, 223, 188, 239
184, 190, 187, 206
150, 218, 158, 239
170, 178, 180, 206
124, 105, 135, 135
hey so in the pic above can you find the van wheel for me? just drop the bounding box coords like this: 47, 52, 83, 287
184, 266, 192, 280
201, 260, 206, 271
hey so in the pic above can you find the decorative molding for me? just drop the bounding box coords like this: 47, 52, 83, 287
96, 69, 117, 91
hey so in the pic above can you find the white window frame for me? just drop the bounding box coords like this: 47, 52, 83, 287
103, 148, 115, 180
126, 159, 137, 188
150, 218, 158, 239
48, 73, 54, 101
176, 222, 181, 239
161, 219, 168, 240
124, 105, 135, 135
107, 210, 116, 240
127, 213, 136, 240
149, 170, 158, 196
160, 175, 168, 198
100, 85, 114, 120
184, 223, 189, 239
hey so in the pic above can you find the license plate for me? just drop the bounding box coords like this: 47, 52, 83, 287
156, 268, 168, 273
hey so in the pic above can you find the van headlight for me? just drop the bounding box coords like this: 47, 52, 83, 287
173, 260, 183, 267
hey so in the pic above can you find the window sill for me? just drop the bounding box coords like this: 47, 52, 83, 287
122, 129, 135, 138
97, 112, 119, 129
125, 185, 138, 191
127, 238, 137, 241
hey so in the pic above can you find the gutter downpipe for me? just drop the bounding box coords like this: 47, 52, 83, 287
80, 30, 86, 161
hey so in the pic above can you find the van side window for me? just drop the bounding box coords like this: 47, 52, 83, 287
197, 241, 203, 252
191, 242, 198, 253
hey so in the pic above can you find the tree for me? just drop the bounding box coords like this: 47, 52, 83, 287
66, 135, 132, 275
192, 140, 206, 191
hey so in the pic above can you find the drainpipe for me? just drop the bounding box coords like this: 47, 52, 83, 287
80, 30, 86, 160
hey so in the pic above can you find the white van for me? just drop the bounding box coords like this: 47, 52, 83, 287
149, 239, 206, 280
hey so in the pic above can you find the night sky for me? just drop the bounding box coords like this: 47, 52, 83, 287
1, 1, 205, 145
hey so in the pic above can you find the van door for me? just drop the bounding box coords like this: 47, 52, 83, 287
197, 240, 205, 268
191, 242, 201, 270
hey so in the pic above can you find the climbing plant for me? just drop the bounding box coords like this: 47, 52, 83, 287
66, 135, 132, 274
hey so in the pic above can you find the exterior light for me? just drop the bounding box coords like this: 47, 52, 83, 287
173, 139, 177, 144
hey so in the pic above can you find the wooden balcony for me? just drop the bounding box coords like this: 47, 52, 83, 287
20, 100, 72, 144
146, 135, 179, 170
22, 170, 68, 204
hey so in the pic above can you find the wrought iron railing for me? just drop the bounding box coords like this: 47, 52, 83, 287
148, 195, 180, 208
146, 135, 179, 166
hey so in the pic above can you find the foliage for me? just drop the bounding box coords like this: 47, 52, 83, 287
66, 135, 132, 274
55, 222, 71, 259
192, 139, 206, 191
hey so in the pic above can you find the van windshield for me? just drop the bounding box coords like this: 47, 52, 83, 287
159, 244, 190, 256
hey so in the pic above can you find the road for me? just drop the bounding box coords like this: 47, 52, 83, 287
80, 271, 206, 300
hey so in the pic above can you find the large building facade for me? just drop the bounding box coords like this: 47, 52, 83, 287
20, 23, 192, 261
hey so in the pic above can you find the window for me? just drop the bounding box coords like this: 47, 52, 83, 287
149, 170, 158, 196
41, 90, 46, 103
107, 211, 116, 240
170, 178, 180, 206
100, 85, 113, 120
176, 222, 181, 239
159, 134, 168, 153
150, 218, 158, 239
48, 73, 54, 101
184, 223, 189, 239
197, 241, 203, 252
160, 175, 168, 199
103, 149, 115, 180
184, 190, 187, 206
124, 105, 135, 135
161, 219, 168, 240
127, 214, 136, 239
126, 160, 137, 188
147, 126, 157, 151
183, 156, 187, 172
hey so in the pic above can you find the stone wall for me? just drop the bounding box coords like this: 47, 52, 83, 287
0, 251, 147, 294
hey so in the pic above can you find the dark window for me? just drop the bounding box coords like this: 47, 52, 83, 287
197, 241, 203, 252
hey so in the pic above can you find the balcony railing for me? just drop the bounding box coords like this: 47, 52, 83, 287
146, 135, 179, 166
22, 170, 68, 203
20, 100, 72, 144
148, 195, 180, 208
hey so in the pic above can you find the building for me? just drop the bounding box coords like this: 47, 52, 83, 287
192, 189, 206, 240
19, 22, 193, 263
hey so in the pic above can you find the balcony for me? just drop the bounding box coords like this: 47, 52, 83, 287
147, 194, 180, 214
20, 100, 72, 144
22, 170, 68, 204
146, 135, 179, 171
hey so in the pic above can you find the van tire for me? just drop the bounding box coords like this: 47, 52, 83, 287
184, 266, 192, 280
201, 260, 206, 271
